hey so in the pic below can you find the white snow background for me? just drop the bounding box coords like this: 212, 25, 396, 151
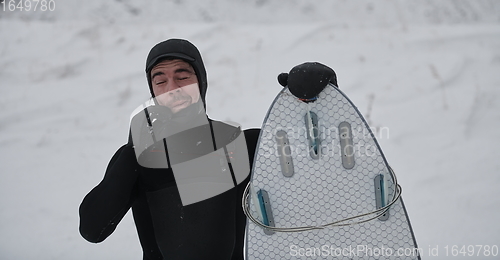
1, 0, 499, 259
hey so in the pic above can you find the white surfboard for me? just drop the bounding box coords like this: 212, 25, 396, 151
244, 84, 420, 259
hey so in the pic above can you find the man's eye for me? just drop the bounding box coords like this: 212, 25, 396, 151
155, 81, 165, 85
177, 75, 191, 80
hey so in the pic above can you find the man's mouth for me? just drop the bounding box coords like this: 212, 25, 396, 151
170, 100, 192, 112
171, 100, 188, 107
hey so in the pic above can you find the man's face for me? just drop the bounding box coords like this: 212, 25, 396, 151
150, 59, 200, 113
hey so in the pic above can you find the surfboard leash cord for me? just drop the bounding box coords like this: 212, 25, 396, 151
242, 167, 402, 233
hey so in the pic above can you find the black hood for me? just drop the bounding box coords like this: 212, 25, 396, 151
145, 39, 208, 106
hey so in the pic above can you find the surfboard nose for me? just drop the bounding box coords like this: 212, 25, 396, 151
287, 62, 337, 100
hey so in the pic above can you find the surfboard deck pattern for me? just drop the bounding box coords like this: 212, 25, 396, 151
245, 84, 420, 259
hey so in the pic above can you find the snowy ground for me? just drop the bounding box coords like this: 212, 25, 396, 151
1, 1, 500, 259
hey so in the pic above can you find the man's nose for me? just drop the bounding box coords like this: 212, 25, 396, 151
167, 80, 181, 93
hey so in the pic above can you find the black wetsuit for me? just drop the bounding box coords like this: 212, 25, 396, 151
79, 122, 260, 259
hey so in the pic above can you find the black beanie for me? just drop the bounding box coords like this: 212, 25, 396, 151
145, 39, 208, 106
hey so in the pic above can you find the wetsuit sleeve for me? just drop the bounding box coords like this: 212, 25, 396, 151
232, 128, 260, 259
79, 143, 140, 243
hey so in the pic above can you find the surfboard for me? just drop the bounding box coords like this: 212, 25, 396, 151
244, 83, 420, 259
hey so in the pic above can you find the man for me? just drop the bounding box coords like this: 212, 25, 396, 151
79, 39, 260, 259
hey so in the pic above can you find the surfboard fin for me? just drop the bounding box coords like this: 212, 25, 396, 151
305, 110, 320, 159
257, 189, 275, 235
249, 185, 264, 223
339, 121, 355, 169
276, 130, 295, 177
374, 174, 390, 221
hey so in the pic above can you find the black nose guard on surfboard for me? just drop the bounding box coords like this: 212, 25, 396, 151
278, 62, 338, 100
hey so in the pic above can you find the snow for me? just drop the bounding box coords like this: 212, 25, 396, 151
1, 0, 499, 259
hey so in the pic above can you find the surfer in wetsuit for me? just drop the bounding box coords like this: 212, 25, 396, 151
79, 38, 260, 260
